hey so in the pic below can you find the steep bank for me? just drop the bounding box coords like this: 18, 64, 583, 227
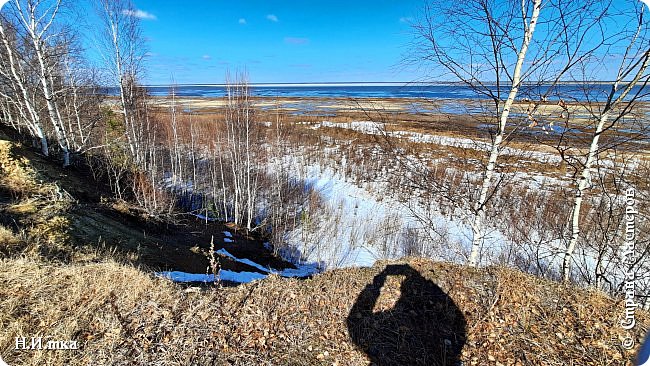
0, 130, 646, 365
0, 128, 296, 276
1, 258, 645, 365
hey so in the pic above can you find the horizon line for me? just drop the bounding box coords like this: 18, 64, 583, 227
136, 80, 620, 88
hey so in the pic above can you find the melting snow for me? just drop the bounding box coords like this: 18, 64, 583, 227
158, 270, 267, 283
157, 248, 318, 284
194, 213, 216, 222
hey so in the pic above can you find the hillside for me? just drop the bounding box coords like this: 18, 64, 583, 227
0, 132, 647, 365
0, 127, 296, 275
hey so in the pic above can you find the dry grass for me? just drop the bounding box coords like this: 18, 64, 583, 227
0, 258, 645, 365
0, 224, 24, 256
0, 119, 647, 365
0, 137, 76, 262
0, 140, 45, 197
0, 259, 180, 365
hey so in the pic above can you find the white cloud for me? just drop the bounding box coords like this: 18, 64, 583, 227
399, 17, 413, 23
266, 14, 278, 22
238, 18, 247, 25
122, 9, 157, 20
202, 55, 211, 60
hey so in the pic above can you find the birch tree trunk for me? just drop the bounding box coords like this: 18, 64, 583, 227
97, 0, 145, 165
33, 40, 71, 166
0, 19, 49, 156
13, 0, 71, 166
468, 0, 542, 266
561, 49, 650, 281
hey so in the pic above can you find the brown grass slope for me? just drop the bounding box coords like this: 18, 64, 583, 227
1, 259, 646, 365
0, 130, 293, 274
0, 132, 647, 365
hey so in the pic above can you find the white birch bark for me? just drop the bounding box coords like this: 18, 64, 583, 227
97, 0, 143, 163
0, 18, 48, 156
14, 0, 71, 166
562, 50, 650, 281
468, 0, 542, 266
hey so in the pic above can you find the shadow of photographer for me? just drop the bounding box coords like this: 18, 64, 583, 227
347, 264, 466, 366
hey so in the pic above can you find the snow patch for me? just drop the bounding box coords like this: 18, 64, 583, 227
194, 213, 216, 222
216, 248, 319, 277
158, 270, 267, 283
157, 248, 319, 284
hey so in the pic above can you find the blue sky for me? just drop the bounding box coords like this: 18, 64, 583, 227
65, 0, 645, 86
125, 1, 421, 85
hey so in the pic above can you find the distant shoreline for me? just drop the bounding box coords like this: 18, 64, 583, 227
98, 83, 646, 102
138, 81, 622, 88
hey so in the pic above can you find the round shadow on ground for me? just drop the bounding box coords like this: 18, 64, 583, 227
347, 264, 466, 366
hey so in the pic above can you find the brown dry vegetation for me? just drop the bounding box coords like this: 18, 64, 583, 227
0, 111, 648, 366
155, 96, 650, 151
151, 100, 625, 189
1, 258, 646, 365
0, 128, 295, 273
131, 96, 648, 196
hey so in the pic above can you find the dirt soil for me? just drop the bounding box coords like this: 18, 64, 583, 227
0, 127, 296, 279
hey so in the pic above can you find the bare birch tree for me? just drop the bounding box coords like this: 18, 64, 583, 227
0, 16, 49, 155
56, 33, 103, 155
559, 6, 650, 281
11, 0, 73, 165
0, 0, 100, 165
222, 74, 261, 230
411, 0, 612, 266
413, 0, 542, 266
95, 0, 146, 165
